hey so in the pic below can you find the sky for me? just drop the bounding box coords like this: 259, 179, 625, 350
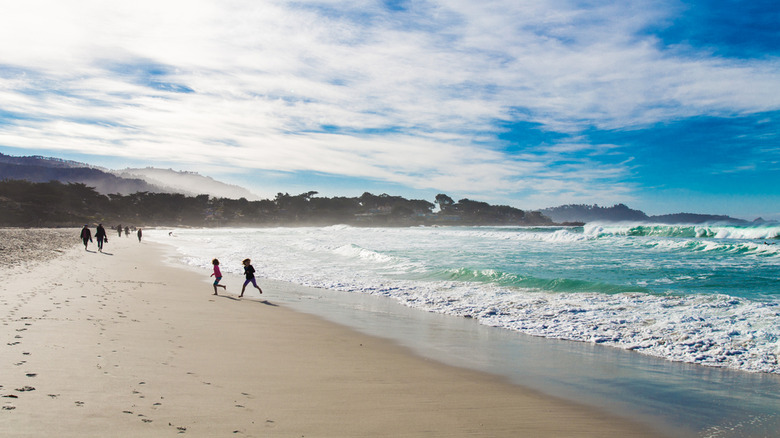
0, 0, 778, 220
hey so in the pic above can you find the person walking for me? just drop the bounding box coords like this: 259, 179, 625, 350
95, 223, 107, 252
137, 228, 142, 242
80, 225, 92, 251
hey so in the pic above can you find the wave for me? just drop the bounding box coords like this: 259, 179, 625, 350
453, 225, 780, 258
642, 238, 780, 258
403, 287, 780, 374
432, 267, 649, 294
585, 223, 780, 240
333, 243, 396, 264
431, 226, 594, 243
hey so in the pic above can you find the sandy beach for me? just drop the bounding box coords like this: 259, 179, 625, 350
0, 229, 668, 437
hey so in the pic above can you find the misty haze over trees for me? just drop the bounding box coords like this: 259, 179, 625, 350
0, 180, 553, 227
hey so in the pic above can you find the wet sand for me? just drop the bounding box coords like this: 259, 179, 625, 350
0, 229, 667, 437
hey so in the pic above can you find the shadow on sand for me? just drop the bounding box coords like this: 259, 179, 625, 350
210, 295, 276, 306
243, 298, 278, 307
215, 295, 241, 301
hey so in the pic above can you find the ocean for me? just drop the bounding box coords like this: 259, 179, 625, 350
146, 224, 780, 437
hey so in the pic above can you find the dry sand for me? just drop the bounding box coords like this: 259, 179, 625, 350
0, 228, 79, 268
0, 229, 668, 437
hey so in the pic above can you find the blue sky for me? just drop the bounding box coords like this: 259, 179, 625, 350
0, 0, 778, 219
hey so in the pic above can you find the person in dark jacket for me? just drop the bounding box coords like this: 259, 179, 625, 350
95, 223, 107, 252
239, 258, 263, 297
80, 225, 92, 251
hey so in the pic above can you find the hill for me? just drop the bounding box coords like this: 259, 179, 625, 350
0, 153, 161, 195
115, 168, 259, 200
542, 204, 749, 224
541, 204, 647, 223
0, 153, 259, 199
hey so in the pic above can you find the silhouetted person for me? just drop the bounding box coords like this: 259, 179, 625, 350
239, 258, 263, 297
137, 228, 142, 242
116, 224, 123, 237
95, 223, 107, 252
124, 226, 129, 237
80, 225, 92, 251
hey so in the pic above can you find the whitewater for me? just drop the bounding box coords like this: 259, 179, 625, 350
147, 223, 780, 375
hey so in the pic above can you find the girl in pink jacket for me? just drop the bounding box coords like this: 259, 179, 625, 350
211, 259, 227, 295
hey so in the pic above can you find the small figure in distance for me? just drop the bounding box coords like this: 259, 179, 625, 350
137, 228, 142, 242
239, 258, 263, 298
80, 224, 92, 251
95, 223, 107, 252
124, 226, 129, 237
211, 258, 227, 295
116, 224, 123, 237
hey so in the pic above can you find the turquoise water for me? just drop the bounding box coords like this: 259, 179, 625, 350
149, 223, 780, 374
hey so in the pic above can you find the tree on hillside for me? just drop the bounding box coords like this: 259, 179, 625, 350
435, 193, 454, 212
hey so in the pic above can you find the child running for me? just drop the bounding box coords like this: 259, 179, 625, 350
210, 258, 227, 295
239, 258, 263, 297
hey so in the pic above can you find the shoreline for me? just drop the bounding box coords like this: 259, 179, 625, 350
1, 231, 670, 436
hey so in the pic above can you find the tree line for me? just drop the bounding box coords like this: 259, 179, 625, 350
0, 179, 554, 227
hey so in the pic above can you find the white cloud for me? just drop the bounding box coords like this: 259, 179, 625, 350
0, 0, 778, 206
